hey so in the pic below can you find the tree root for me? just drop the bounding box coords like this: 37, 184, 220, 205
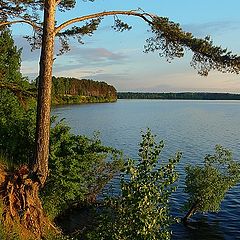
0, 165, 59, 239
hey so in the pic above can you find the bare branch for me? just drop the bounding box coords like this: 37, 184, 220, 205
0, 20, 41, 30
55, 10, 154, 34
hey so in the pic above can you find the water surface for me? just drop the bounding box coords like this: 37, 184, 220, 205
52, 99, 240, 239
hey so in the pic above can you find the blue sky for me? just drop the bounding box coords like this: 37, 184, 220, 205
13, 0, 240, 92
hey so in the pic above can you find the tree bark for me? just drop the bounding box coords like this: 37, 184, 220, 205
182, 201, 198, 223
32, 0, 56, 186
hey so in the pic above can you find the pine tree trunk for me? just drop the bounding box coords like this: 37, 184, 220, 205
32, 0, 56, 186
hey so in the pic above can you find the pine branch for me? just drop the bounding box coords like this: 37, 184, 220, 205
55, 10, 154, 34
0, 20, 41, 30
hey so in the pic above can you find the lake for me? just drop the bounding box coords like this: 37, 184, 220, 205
52, 99, 240, 240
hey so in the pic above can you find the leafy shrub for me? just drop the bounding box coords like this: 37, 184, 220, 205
183, 145, 240, 221
41, 119, 123, 219
92, 130, 181, 240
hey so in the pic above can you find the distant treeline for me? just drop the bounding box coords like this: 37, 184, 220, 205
117, 92, 240, 100
51, 77, 117, 104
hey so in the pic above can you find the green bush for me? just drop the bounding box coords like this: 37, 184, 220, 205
41, 119, 123, 219
184, 145, 240, 221
0, 93, 36, 165
91, 130, 181, 240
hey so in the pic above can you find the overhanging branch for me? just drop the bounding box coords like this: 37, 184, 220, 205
55, 10, 154, 34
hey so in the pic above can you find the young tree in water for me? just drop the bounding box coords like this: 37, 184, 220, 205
1, 0, 240, 238
183, 145, 240, 223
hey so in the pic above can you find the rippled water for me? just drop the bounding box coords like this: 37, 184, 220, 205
52, 99, 240, 240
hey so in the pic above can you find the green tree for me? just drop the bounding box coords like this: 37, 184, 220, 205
0, 29, 36, 163
0, 28, 36, 103
93, 130, 181, 240
0, 28, 22, 83
183, 145, 240, 222
1, 1, 240, 238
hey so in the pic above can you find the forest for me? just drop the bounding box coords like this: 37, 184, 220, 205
51, 77, 117, 104
118, 92, 240, 100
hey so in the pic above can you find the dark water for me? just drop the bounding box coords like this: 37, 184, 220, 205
52, 99, 240, 240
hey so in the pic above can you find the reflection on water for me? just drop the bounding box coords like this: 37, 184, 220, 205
172, 216, 225, 240
52, 100, 240, 239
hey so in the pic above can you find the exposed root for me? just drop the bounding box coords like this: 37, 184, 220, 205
0, 165, 60, 239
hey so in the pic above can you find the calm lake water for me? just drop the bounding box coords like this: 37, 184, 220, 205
52, 99, 240, 240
